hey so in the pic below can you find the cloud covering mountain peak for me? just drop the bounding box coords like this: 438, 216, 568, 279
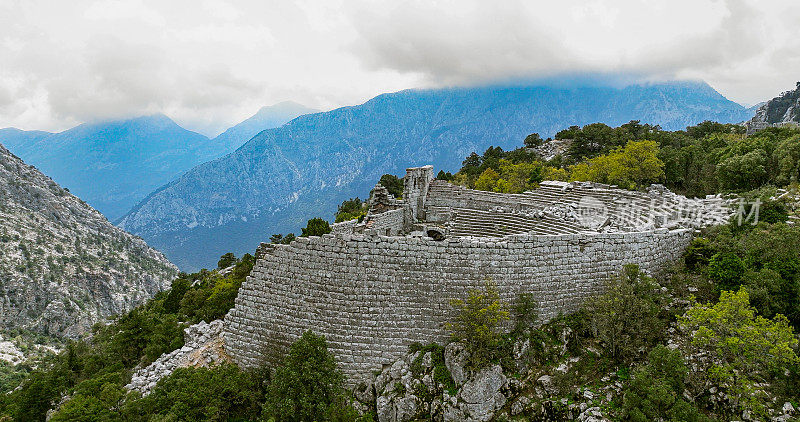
0, 0, 798, 134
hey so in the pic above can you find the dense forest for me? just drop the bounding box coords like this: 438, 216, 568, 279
2, 122, 799, 421
435, 121, 800, 197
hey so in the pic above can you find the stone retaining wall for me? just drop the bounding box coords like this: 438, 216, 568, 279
366, 208, 405, 235
331, 219, 358, 235
224, 228, 692, 384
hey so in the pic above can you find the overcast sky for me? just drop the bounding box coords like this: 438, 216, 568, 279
1, 0, 799, 136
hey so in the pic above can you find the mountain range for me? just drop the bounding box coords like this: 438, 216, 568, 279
211, 101, 319, 154
0, 102, 316, 221
117, 80, 755, 270
0, 143, 177, 339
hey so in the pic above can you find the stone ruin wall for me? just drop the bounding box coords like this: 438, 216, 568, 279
224, 228, 692, 384
223, 165, 715, 384
365, 208, 405, 235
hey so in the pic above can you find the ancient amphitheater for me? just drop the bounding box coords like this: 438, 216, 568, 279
224, 166, 732, 383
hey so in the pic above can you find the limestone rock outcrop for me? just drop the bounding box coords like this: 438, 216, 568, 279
368, 344, 507, 422
0, 333, 24, 365
125, 320, 227, 396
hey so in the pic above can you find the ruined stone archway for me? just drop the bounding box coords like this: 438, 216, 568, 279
426, 228, 445, 241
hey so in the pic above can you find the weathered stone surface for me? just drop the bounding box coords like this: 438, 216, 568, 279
394, 396, 418, 422
511, 395, 531, 416
0, 333, 24, 365
376, 396, 394, 422
376, 393, 419, 422
459, 364, 507, 421
442, 403, 466, 422
445, 343, 470, 387
537, 374, 556, 395
578, 406, 608, 422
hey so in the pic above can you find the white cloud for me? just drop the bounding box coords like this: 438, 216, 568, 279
0, 0, 798, 135
84, 0, 166, 26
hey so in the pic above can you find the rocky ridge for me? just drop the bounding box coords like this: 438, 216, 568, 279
209, 101, 318, 154
0, 143, 177, 339
745, 82, 800, 134
531, 138, 572, 161
0, 104, 313, 221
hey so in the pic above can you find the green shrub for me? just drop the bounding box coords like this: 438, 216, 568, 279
692, 223, 800, 329
707, 252, 746, 292
217, 252, 237, 269
379, 174, 404, 198
446, 280, 510, 369
584, 265, 667, 363
717, 150, 769, 191
263, 331, 363, 421
0, 362, 28, 395
436, 170, 454, 181
301, 218, 332, 237
335, 198, 367, 223
524, 133, 543, 148
140, 314, 185, 364
5, 370, 64, 422
407, 343, 455, 392
270, 233, 296, 244
512, 293, 538, 335
122, 364, 264, 421
684, 237, 715, 271
163, 277, 191, 314
411, 343, 454, 385
680, 289, 799, 418
570, 140, 664, 189
622, 346, 708, 422
757, 199, 789, 224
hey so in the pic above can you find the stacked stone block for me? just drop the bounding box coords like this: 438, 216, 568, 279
224, 228, 692, 384
365, 208, 405, 235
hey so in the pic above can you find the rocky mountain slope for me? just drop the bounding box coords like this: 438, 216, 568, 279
746, 82, 800, 133
0, 143, 177, 339
210, 101, 318, 154
118, 80, 753, 270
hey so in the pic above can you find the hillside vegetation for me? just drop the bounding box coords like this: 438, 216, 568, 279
3, 218, 797, 421
443, 121, 800, 198
2, 122, 799, 421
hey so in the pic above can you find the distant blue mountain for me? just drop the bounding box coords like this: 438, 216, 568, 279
0, 115, 213, 220
0, 128, 54, 157
117, 79, 754, 270
211, 101, 318, 153
0, 104, 313, 220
